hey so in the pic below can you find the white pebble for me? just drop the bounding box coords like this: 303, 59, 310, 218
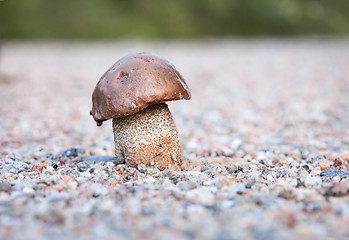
304, 176, 322, 187
22, 187, 35, 194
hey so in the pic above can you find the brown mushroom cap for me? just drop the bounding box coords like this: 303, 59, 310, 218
91, 53, 191, 125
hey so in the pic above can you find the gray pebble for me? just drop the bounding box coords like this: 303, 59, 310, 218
83, 155, 124, 165
276, 169, 287, 178
62, 146, 86, 158
177, 181, 195, 191
306, 154, 324, 163
76, 161, 90, 172
320, 170, 349, 179
0, 182, 13, 193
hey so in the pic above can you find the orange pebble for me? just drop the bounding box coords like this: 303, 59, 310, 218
109, 181, 118, 186
342, 153, 349, 161
61, 175, 73, 182
191, 166, 201, 172
318, 163, 329, 170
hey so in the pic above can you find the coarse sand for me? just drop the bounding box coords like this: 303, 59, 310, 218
1, 39, 349, 240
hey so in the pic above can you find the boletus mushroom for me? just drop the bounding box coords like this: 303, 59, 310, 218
90, 53, 191, 169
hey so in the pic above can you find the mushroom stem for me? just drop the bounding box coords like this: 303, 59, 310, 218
112, 103, 181, 169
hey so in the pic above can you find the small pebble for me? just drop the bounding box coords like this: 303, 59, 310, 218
320, 170, 349, 179
77, 161, 90, 172
83, 155, 120, 164
22, 187, 35, 194
62, 146, 85, 158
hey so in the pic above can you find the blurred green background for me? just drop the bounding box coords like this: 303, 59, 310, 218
1, 0, 349, 39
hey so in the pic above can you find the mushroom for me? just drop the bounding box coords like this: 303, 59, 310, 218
90, 53, 191, 169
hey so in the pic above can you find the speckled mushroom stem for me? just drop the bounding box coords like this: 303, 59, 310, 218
112, 103, 181, 170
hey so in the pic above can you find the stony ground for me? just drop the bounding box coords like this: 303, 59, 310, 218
1, 39, 349, 240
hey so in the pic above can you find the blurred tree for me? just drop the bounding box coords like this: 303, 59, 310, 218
0, 0, 348, 39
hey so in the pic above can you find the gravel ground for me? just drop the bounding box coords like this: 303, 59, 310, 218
1, 39, 349, 240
